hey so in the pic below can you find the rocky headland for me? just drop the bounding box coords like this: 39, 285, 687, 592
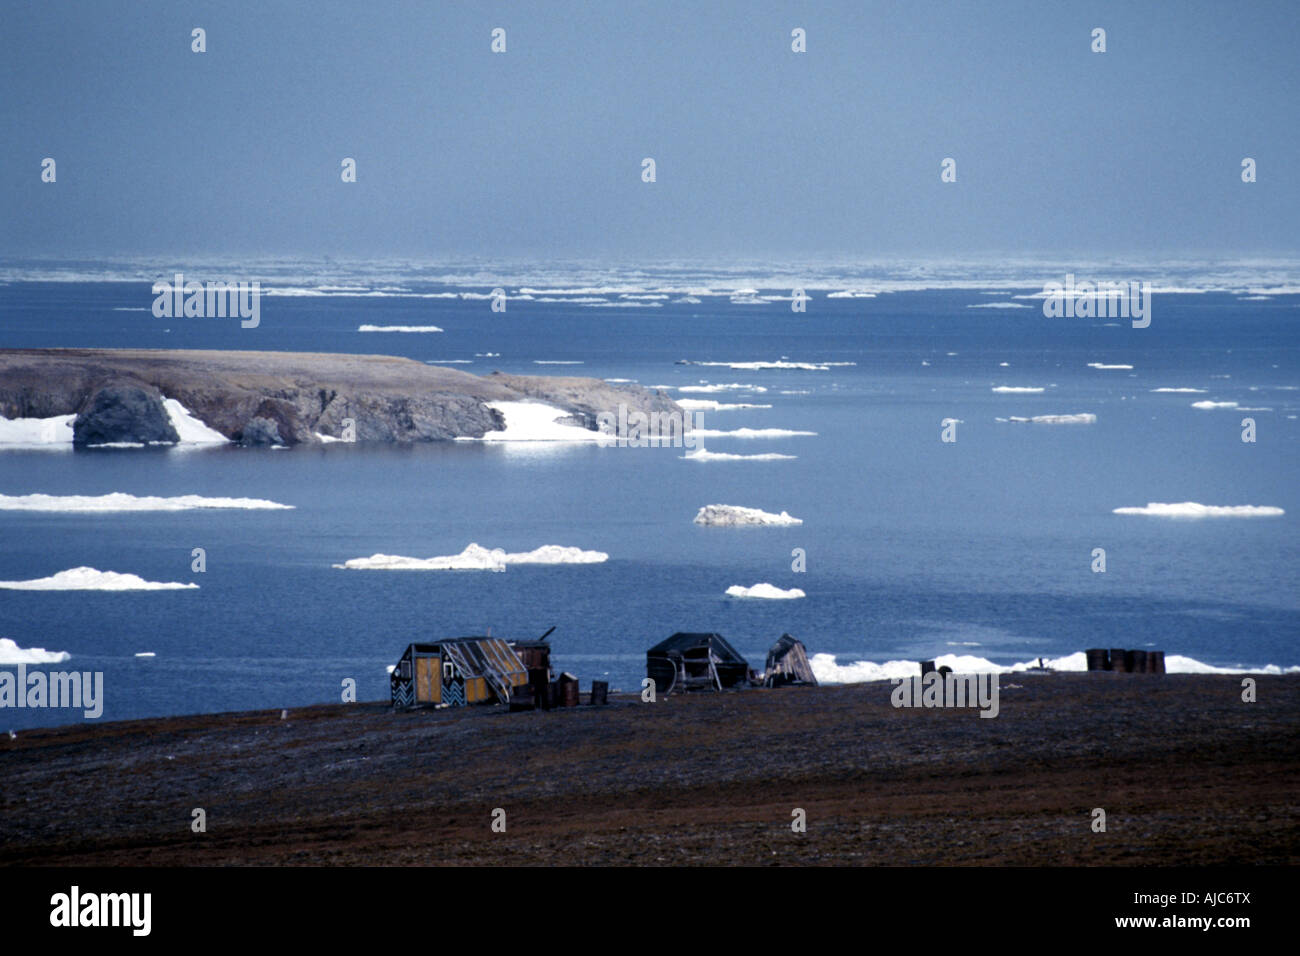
0, 348, 681, 446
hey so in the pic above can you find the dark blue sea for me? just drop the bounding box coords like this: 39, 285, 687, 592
2, 266, 1297, 727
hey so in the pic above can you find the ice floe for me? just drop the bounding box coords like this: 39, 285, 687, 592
689, 428, 816, 438
357, 324, 443, 332
0, 567, 199, 590
1112, 502, 1284, 518
681, 447, 795, 462
694, 504, 803, 527
678, 384, 767, 393
675, 400, 772, 411
725, 582, 805, 599
333, 543, 608, 571
0, 492, 293, 512
0, 637, 70, 664
997, 413, 1096, 425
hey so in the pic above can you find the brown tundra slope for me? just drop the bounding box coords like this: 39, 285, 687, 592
0, 674, 1295, 866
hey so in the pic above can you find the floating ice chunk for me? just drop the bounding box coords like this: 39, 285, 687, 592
358, 324, 443, 332
678, 383, 768, 393
689, 428, 815, 438
675, 400, 772, 411
1002, 413, 1096, 424
694, 505, 803, 527
0, 567, 199, 590
1112, 502, 1284, 518
682, 447, 795, 461
0, 492, 293, 512
0, 637, 71, 664
725, 582, 805, 599
333, 543, 608, 571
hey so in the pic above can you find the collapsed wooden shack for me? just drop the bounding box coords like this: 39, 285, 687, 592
390, 637, 528, 710
508, 634, 556, 710
647, 632, 750, 695
763, 633, 818, 687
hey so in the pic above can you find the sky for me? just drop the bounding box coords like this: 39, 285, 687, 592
2, 0, 1298, 263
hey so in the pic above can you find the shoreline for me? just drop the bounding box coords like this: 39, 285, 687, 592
3, 674, 1296, 866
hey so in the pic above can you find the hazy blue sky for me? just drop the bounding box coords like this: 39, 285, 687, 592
3, 0, 1297, 261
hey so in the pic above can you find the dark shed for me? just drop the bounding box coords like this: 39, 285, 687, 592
763, 633, 818, 687
647, 632, 750, 695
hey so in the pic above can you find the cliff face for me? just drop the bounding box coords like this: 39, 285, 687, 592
0, 349, 680, 446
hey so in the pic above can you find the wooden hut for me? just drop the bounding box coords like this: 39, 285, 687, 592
763, 633, 817, 687
390, 637, 528, 710
646, 632, 750, 695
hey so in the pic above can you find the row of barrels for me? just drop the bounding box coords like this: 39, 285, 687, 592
1085, 648, 1166, 673
512, 673, 610, 710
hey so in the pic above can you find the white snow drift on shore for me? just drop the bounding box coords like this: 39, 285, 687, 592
809, 650, 1299, 683
0, 492, 294, 512
0, 567, 199, 590
0, 413, 75, 446
1113, 502, 1284, 518
725, 582, 806, 599
0, 637, 71, 664
1, 398, 228, 446
161, 399, 229, 443
694, 504, 803, 527
334, 543, 609, 571
464, 401, 606, 442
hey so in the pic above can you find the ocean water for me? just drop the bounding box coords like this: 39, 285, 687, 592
1, 270, 1298, 727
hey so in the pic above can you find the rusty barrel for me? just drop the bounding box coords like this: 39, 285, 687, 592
1148, 651, 1166, 674
590, 680, 609, 705
1130, 649, 1149, 673
1085, 648, 1109, 672
558, 674, 580, 707
920, 660, 937, 676
1110, 648, 1127, 672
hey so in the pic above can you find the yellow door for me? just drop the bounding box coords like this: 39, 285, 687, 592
415, 656, 442, 703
